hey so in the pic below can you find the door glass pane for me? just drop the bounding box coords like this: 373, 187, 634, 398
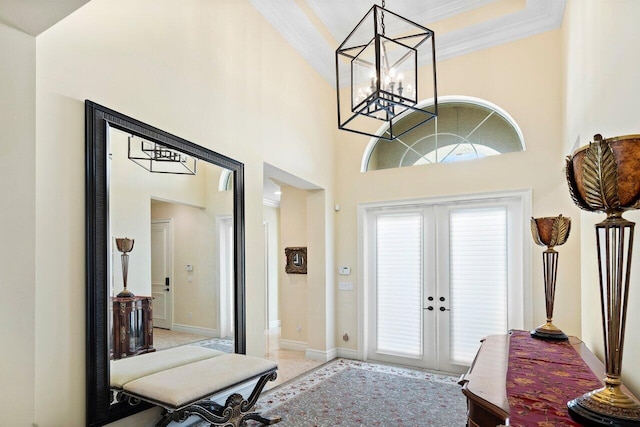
449, 207, 508, 364
376, 213, 423, 357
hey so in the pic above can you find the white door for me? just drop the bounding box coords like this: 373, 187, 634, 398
366, 196, 523, 373
151, 220, 173, 329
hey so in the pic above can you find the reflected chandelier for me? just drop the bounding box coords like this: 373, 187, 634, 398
335, 0, 437, 140
128, 135, 197, 175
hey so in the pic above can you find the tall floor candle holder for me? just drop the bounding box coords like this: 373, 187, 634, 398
530, 215, 571, 341
566, 134, 640, 426
116, 237, 135, 298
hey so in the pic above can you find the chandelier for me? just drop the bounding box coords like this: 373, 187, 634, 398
336, 0, 437, 140
128, 135, 197, 175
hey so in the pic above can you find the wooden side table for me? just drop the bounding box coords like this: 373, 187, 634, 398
111, 296, 155, 360
458, 334, 639, 427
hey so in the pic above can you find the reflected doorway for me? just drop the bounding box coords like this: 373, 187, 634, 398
151, 219, 172, 329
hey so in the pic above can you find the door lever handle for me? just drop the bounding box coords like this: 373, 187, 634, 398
439, 306, 450, 312
426, 306, 434, 311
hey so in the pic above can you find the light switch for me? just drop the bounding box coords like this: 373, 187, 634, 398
338, 282, 353, 291
339, 266, 351, 275
186, 264, 194, 272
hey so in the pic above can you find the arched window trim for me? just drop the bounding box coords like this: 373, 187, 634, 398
360, 95, 526, 172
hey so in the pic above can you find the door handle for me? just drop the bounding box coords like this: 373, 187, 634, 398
425, 306, 434, 311
165, 288, 170, 292
439, 306, 450, 312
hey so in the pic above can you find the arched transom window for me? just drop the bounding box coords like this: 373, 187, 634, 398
362, 97, 525, 171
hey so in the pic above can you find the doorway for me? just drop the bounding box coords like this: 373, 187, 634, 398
151, 219, 173, 329
363, 193, 527, 374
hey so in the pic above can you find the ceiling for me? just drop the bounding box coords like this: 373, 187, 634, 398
250, 0, 565, 86
0, 0, 90, 36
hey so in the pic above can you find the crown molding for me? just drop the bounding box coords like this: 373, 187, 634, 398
251, 0, 565, 88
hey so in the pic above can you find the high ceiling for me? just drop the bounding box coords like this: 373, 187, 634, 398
250, 0, 565, 86
1, 1, 564, 81
0, 0, 90, 36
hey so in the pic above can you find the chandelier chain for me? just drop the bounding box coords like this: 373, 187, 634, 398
381, 0, 385, 35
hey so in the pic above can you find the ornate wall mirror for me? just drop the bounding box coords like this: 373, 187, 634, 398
86, 101, 245, 426
285, 247, 307, 274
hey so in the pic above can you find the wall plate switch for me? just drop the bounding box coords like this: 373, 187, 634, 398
339, 266, 351, 275
186, 264, 194, 271
338, 282, 353, 291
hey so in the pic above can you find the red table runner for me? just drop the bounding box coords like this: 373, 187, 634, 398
506, 330, 602, 426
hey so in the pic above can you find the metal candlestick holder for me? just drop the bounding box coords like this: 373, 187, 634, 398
566, 134, 640, 426
115, 237, 135, 298
530, 215, 571, 341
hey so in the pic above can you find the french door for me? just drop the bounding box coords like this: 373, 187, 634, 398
365, 195, 524, 373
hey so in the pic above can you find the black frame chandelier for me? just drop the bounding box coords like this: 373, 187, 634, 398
128, 135, 197, 175
336, 0, 437, 140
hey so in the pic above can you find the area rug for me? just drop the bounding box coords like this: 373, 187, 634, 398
244, 358, 466, 427
190, 337, 234, 354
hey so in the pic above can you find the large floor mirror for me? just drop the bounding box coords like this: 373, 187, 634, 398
86, 101, 246, 426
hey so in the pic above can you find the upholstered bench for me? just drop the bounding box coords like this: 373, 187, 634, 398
111, 347, 280, 427
111, 345, 225, 389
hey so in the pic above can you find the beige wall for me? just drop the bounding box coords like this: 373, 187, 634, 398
151, 201, 217, 331
279, 186, 308, 344
110, 129, 210, 296
32, 0, 335, 425
563, 0, 640, 395
333, 29, 582, 354
0, 22, 35, 427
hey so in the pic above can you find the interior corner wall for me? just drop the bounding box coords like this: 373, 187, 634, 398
0, 23, 36, 427
278, 186, 308, 345
563, 0, 640, 396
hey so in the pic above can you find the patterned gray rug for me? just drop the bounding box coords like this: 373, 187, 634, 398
190, 337, 233, 354
246, 358, 466, 427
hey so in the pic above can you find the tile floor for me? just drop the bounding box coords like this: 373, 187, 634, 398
152, 327, 323, 389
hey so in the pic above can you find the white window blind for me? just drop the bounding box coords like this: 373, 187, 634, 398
375, 213, 423, 357
449, 207, 508, 364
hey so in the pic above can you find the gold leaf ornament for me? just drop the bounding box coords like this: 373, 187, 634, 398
531, 218, 544, 246
550, 215, 571, 247
581, 135, 620, 212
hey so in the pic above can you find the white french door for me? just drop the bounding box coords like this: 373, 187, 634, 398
365, 195, 525, 373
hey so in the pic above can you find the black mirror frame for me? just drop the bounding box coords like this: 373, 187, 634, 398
85, 100, 246, 426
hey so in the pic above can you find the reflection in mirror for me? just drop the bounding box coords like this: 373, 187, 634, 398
86, 101, 245, 426
108, 129, 235, 360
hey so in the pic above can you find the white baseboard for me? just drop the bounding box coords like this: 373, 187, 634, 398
171, 323, 218, 338
278, 339, 307, 352
305, 347, 338, 362
336, 347, 359, 359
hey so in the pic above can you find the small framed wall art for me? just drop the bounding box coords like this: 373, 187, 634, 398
285, 247, 307, 274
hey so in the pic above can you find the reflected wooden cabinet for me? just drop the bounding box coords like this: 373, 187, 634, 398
111, 296, 155, 360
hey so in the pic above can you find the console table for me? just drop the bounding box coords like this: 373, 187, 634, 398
458, 333, 639, 426
111, 296, 155, 360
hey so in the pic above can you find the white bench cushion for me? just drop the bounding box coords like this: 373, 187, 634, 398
122, 353, 277, 409
111, 345, 224, 388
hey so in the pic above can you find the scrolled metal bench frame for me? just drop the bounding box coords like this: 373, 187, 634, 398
118, 370, 280, 427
